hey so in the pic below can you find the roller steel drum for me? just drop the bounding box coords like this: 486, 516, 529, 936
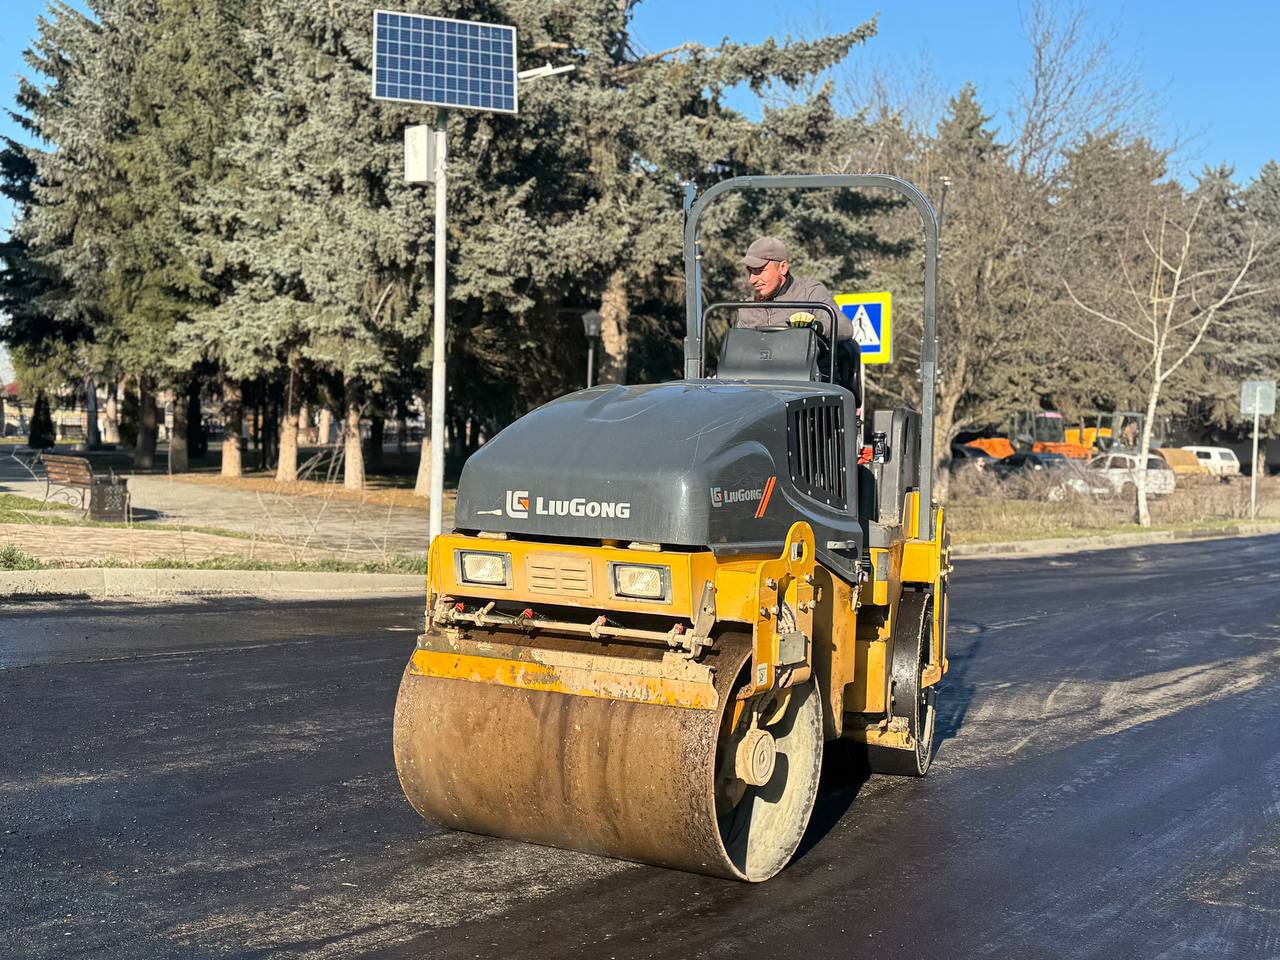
393, 634, 824, 882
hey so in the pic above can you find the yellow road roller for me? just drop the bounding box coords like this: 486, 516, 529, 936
394, 174, 951, 881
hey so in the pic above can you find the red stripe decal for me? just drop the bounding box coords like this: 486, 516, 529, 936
755, 476, 776, 518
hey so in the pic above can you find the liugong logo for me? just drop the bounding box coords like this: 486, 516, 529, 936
710, 485, 764, 507
504, 490, 630, 519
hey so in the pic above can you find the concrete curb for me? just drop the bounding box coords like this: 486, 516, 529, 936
952, 522, 1280, 560
4, 521, 1277, 594
0, 568, 425, 600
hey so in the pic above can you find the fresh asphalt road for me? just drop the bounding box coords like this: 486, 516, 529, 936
3, 536, 1280, 959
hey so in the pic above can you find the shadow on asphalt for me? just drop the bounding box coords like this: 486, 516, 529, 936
793, 610, 987, 866
934, 614, 986, 751
793, 742, 873, 865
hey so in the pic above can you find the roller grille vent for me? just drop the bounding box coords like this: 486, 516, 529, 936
786, 398, 847, 508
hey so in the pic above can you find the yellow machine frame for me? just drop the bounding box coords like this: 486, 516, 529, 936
413, 495, 949, 752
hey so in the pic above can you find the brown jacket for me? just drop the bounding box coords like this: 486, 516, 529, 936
736, 274, 854, 341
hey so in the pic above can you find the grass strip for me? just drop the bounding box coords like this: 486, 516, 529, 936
952, 516, 1277, 545
0, 547, 427, 575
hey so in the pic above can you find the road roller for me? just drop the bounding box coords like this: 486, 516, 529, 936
394, 174, 951, 881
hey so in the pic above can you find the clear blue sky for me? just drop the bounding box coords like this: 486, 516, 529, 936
1, 0, 1277, 237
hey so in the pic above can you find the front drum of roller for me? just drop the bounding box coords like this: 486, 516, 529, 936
392, 635, 824, 882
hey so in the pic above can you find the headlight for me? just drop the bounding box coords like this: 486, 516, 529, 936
610, 562, 670, 601
457, 550, 511, 587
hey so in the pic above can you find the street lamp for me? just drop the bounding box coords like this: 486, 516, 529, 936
377, 10, 571, 546
582, 310, 603, 388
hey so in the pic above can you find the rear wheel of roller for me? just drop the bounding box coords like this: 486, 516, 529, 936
867, 591, 937, 777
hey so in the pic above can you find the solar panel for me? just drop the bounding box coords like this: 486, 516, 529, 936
372, 10, 518, 115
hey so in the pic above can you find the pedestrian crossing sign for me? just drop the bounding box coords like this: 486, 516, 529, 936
834, 292, 892, 364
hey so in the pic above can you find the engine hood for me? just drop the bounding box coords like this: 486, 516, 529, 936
454, 380, 858, 554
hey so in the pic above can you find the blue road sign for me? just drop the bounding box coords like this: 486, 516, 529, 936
834, 292, 892, 364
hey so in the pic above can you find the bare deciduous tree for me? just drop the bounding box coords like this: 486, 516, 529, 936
1012, 0, 1163, 184
1065, 198, 1271, 525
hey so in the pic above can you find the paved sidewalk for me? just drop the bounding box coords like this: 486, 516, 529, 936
0, 522, 306, 565
0, 449, 48, 500
129, 475, 431, 559
0, 450, 435, 561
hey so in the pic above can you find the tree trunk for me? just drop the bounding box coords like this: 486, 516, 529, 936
134, 378, 158, 470
276, 380, 300, 483
169, 390, 189, 473
318, 407, 334, 445
85, 377, 101, 448
343, 372, 365, 490
221, 377, 244, 478
187, 381, 206, 458
1135, 371, 1162, 528
262, 387, 278, 471
928, 351, 965, 504
103, 381, 120, 444
368, 414, 385, 472
414, 395, 431, 497
597, 268, 630, 384
933, 392, 961, 504
249, 393, 261, 469
298, 403, 312, 444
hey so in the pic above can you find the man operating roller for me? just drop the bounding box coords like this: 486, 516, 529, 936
736, 236, 869, 343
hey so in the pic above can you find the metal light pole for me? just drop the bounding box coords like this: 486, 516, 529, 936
428, 112, 448, 544
582, 310, 602, 388
1251, 405, 1261, 520
404, 115, 452, 544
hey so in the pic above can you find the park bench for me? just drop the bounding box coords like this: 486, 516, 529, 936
40, 453, 131, 521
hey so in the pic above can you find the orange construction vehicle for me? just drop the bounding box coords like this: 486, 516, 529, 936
965, 410, 1090, 460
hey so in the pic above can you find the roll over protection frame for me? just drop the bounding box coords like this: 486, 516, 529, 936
682, 175, 940, 540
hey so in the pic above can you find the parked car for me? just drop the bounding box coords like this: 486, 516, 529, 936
990, 451, 1068, 479
948, 443, 997, 474
992, 452, 1109, 500
1087, 452, 1177, 496
1181, 445, 1241, 478
1046, 461, 1114, 500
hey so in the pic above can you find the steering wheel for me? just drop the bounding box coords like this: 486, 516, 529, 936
753, 322, 830, 339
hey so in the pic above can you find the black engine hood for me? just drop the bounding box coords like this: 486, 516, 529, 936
454, 379, 860, 555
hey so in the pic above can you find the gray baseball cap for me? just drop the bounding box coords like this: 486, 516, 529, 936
742, 236, 789, 269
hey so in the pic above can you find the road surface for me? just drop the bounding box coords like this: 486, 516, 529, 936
3, 535, 1279, 958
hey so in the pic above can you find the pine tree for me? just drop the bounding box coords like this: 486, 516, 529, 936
0, 3, 119, 403
27, 390, 56, 449
185, 0, 425, 489
105, 0, 260, 471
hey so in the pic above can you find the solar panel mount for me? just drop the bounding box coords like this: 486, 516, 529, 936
372, 10, 518, 115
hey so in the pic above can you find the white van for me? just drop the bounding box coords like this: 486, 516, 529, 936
1182, 446, 1241, 477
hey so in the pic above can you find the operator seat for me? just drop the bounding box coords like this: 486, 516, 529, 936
716, 326, 820, 382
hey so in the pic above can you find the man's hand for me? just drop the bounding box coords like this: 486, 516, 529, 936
787, 311, 816, 328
